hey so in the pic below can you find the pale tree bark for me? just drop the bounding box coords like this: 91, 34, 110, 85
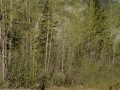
0, 0, 5, 81
0, 15, 1, 40
34, 14, 42, 77
8, 0, 13, 67
1, 30, 4, 82
61, 40, 65, 73
45, 1, 52, 73
47, 0, 55, 73
47, 38, 51, 72
112, 38, 116, 64
25, 0, 28, 67
0, 22, 1, 77
45, 14, 50, 73
0, 0, 2, 70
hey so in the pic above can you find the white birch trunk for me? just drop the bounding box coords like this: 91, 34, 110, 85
45, 17, 50, 73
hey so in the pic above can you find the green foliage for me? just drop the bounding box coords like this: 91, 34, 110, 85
0, 0, 120, 89
0, 77, 4, 87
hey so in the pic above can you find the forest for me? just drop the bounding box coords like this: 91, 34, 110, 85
0, 0, 120, 89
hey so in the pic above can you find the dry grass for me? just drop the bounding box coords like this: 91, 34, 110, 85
0, 86, 104, 90
0, 89, 29, 90
47, 86, 99, 90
